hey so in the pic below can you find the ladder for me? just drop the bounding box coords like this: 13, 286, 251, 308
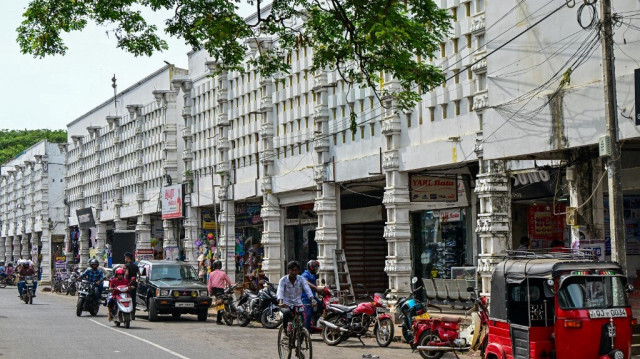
333, 249, 355, 304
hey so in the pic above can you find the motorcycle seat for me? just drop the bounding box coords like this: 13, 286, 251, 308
438, 315, 461, 323
328, 303, 358, 313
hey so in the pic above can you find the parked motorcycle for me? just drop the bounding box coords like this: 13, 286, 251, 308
62, 272, 79, 296
76, 280, 102, 317
110, 285, 133, 328
413, 279, 488, 359
308, 283, 339, 334
397, 279, 430, 343
20, 276, 35, 304
215, 284, 241, 326
236, 281, 283, 329
319, 285, 394, 347
0, 274, 16, 287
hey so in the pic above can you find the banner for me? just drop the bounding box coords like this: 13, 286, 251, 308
76, 208, 95, 229
162, 184, 184, 219
410, 175, 458, 202
511, 169, 562, 201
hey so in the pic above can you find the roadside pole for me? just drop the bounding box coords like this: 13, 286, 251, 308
600, 0, 627, 273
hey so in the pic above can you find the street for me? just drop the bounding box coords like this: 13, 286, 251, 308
0, 287, 475, 359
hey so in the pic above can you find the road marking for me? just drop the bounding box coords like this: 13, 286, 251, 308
89, 319, 190, 359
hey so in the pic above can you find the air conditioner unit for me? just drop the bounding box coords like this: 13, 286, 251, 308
599, 135, 612, 157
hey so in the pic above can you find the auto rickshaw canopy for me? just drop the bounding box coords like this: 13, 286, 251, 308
489, 258, 623, 321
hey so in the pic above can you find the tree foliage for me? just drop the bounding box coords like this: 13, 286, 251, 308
0, 129, 67, 165
17, 0, 451, 110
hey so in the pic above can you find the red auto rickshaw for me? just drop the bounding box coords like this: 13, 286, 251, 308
484, 251, 634, 359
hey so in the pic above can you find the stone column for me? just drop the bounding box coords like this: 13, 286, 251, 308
40, 229, 52, 284
136, 214, 152, 250
13, 234, 21, 260
21, 232, 30, 259
475, 158, 511, 297
380, 82, 412, 296
312, 70, 339, 284
251, 54, 283, 280
79, 228, 91, 267
95, 222, 108, 265
0, 235, 4, 262
174, 77, 198, 263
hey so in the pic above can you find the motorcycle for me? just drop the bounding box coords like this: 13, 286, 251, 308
397, 281, 428, 343
0, 274, 16, 287
215, 284, 241, 326
412, 281, 488, 359
308, 283, 340, 334
76, 280, 102, 317
110, 285, 133, 328
20, 276, 35, 304
62, 272, 79, 296
319, 285, 395, 347
236, 281, 283, 329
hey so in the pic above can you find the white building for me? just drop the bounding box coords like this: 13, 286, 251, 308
64, 65, 188, 268
0, 140, 66, 284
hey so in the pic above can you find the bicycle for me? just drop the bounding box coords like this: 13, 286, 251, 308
277, 305, 312, 359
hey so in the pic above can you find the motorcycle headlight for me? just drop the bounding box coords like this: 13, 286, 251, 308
199, 290, 208, 297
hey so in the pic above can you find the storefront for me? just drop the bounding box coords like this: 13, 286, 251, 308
235, 202, 264, 286
511, 168, 569, 249
284, 203, 317, 272
409, 174, 472, 280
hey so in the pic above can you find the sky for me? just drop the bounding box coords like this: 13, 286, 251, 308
0, 1, 252, 132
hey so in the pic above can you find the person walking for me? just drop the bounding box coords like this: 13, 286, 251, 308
124, 252, 139, 320
207, 260, 233, 325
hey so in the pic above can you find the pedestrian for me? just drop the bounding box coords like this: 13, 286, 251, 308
207, 260, 233, 325
124, 252, 139, 320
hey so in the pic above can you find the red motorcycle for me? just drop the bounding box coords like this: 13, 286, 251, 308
412, 281, 489, 359
308, 284, 340, 334
319, 285, 395, 347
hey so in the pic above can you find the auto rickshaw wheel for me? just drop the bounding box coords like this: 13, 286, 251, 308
417, 330, 444, 359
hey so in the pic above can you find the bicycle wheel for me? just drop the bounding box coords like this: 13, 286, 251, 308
295, 327, 312, 359
277, 326, 292, 359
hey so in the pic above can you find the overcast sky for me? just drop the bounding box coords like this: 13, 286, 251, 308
0, 2, 252, 132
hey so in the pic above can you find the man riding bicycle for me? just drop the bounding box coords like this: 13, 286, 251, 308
277, 261, 316, 333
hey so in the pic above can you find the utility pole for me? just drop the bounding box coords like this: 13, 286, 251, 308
600, 0, 627, 274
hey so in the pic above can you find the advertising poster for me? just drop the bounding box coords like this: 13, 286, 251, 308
162, 185, 183, 219
164, 246, 179, 261
527, 203, 566, 242
410, 175, 458, 202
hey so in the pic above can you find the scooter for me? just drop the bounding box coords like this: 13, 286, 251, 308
111, 285, 133, 328
412, 284, 488, 359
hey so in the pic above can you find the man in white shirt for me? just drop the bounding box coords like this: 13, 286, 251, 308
277, 261, 316, 332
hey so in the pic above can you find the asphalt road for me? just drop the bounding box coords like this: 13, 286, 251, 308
0, 287, 474, 359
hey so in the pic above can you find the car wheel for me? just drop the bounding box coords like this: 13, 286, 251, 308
148, 298, 159, 322
197, 309, 208, 322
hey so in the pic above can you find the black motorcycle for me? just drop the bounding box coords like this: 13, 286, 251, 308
0, 274, 16, 288
215, 284, 241, 326
62, 272, 79, 296
76, 280, 102, 317
236, 281, 282, 329
20, 276, 35, 304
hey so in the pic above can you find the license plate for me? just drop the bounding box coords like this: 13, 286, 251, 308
589, 308, 627, 319
414, 313, 430, 320
175, 302, 194, 308
215, 304, 225, 311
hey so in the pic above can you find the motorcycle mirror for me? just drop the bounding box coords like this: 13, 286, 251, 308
627, 284, 634, 293
411, 277, 418, 284
321, 279, 326, 285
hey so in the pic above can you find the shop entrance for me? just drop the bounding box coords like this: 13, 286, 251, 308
342, 222, 387, 296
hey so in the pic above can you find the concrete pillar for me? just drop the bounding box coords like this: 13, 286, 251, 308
136, 214, 152, 250
13, 235, 21, 260
475, 159, 511, 297
311, 70, 339, 284
378, 81, 413, 296
21, 232, 30, 258
63, 226, 72, 258
40, 229, 52, 284
163, 219, 178, 259
256, 67, 282, 281
0, 236, 5, 262
95, 222, 107, 265
218, 191, 235, 278
79, 228, 90, 267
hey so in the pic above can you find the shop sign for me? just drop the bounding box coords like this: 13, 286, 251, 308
285, 219, 300, 226
202, 210, 219, 230
76, 208, 95, 229
580, 240, 605, 261
136, 249, 154, 261
527, 204, 565, 241
161, 184, 183, 219
410, 175, 457, 202
433, 209, 462, 222
511, 169, 561, 200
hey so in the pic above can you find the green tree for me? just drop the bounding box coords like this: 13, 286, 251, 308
0, 129, 67, 165
16, 0, 450, 112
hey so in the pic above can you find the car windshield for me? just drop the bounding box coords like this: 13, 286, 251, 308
558, 276, 629, 309
150, 265, 197, 281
